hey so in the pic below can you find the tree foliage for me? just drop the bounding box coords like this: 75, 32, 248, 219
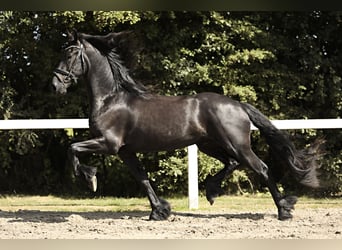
0, 11, 341, 197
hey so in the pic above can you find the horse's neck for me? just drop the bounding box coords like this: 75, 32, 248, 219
85, 50, 115, 120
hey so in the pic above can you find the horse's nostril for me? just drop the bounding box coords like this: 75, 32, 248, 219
51, 76, 65, 94
52, 83, 57, 92
52, 76, 57, 85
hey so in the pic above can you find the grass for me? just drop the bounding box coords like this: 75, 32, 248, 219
0, 194, 341, 213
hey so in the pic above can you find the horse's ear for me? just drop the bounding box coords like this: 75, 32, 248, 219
66, 29, 78, 42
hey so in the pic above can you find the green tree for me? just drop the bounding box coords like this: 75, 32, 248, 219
0, 11, 340, 197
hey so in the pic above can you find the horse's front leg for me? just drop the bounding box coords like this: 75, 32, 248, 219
118, 148, 171, 221
69, 137, 109, 192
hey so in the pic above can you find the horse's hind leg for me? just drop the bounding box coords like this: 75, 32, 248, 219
206, 102, 296, 220
238, 147, 297, 220
197, 142, 240, 205
205, 161, 239, 205
118, 148, 171, 221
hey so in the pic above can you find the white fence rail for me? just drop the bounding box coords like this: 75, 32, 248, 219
1, 118, 341, 209
1, 118, 342, 130
0, 119, 89, 130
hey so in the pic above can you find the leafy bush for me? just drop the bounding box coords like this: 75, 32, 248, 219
0, 11, 340, 197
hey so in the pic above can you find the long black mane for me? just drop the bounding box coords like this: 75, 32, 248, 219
81, 31, 150, 98
106, 48, 150, 98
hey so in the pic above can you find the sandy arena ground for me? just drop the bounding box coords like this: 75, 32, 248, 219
0, 207, 341, 239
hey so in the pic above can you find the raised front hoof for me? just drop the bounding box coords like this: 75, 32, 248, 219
87, 175, 97, 192
205, 176, 224, 205
149, 199, 171, 221
277, 195, 298, 221
79, 165, 98, 192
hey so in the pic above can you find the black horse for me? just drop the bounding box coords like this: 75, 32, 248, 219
52, 30, 323, 221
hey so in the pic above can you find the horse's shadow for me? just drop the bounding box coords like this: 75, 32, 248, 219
0, 210, 269, 224
173, 211, 267, 221
0, 210, 149, 223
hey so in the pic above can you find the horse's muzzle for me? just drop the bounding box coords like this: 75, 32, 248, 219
52, 75, 67, 94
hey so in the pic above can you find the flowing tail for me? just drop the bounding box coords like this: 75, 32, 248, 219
241, 103, 324, 188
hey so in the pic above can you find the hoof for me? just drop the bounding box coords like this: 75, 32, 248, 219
79, 165, 97, 192
278, 210, 293, 221
278, 196, 298, 221
205, 176, 224, 205
149, 199, 171, 221
88, 175, 97, 192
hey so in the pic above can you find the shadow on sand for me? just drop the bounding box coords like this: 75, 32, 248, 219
0, 209, 269, 224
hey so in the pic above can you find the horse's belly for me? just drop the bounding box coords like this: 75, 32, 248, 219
124, 127, 203, 152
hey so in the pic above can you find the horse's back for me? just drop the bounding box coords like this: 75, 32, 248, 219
195, 92, 250, 126
99, 92, 251, 152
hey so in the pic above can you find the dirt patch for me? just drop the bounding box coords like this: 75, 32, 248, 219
0, 208, 341, 239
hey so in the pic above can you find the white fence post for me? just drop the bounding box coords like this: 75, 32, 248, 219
188, 144, 199, 209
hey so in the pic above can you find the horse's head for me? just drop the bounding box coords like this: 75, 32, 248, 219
52, 30, 86, 94
52, 29, 145, 96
